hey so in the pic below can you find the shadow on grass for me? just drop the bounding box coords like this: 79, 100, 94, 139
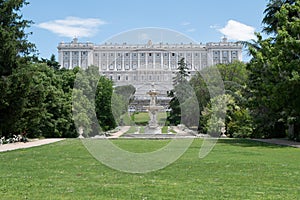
216, 138, 291, 148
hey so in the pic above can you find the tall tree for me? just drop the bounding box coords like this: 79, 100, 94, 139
0, 0, 35, 76
191, 61, 252, 136
167, 58, 191, 125
262, 0, 296, 34
247, 0, 300, 139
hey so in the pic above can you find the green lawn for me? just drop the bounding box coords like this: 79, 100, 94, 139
132, 112, 167, 125
0, 139, 300, 199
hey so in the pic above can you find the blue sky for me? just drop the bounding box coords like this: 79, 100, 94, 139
22, 0, 269, 60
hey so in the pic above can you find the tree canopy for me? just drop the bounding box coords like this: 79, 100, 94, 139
247, 0, 300, 139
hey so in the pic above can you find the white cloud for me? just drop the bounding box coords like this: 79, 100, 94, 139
181, 22, 191, 26
37, 16, 107, 38
219, 20, 255, 41
186, 28, 196, 33
210, 24, 220, 29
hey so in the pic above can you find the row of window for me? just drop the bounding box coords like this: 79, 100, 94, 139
64, 51, 88, 56
95, 52, 203, 58
108, 74, 171, 82
101, 63, 198, 71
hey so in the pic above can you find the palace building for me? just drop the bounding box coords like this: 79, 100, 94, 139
58, 38, 243, 111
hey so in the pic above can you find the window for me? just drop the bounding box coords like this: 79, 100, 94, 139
125, 76, 128, 81
117, 64, 121, 70
132, 63, 137, 70
110, 53, 114, 57
117, 75, 121, 81
156, 53, 160, 57
172, 53, 175, 57
125, 53, 129, 57
149, 53, 152, 56
141, 53, 145, 57
103, 53, 106, 56
133, 53, 137, 57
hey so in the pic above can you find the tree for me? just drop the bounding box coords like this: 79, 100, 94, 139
167, 58, 191, 125
0, 63, 57, 137
40, 54, 60, 70
95, 75, 117, 132
247, 0, 300, 139
72, 66, 116, 136
190, 61, 251, 136
262, 0, 296, 34
112, 85, 136, 125
0, 0, 35, 76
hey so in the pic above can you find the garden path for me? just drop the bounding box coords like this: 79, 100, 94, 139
0, 138, 65, 153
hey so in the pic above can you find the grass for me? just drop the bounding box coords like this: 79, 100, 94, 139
124, 126, 138, 134
139, 126, 145, 134
133, 112, 149, 125
161, 126, 168, 133
0, 139, 300, 199
132, 112, 167, 125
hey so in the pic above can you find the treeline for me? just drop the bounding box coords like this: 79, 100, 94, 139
0, 63, 117, 138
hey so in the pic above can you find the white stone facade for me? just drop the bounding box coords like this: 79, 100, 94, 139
58, 38, 242, 97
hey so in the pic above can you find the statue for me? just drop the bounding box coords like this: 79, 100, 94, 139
144, 83, 164, 132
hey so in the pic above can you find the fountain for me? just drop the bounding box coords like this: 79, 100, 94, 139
143, 83, 164, 134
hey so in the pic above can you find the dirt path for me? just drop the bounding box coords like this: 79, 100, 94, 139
107, 126, 130, 138
0, 139, 65, 153
252, 138, 300, 148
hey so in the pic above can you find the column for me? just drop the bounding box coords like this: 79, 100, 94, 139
161, 52, 163, 69
138, 52, 140, 69
130, 52, 132, 71
99, 52, 102, 71
153, 51, 155, 69
168, 52, 171, 70
69, 51, 72, 69
106, 52, 109, 71
145, 52, 148, 70
114, 52, 117, 70
199, 52, 202, 70
191, 52, 194, 70
122, 52, 125, 71
78, 51, 81, 68
58, 50, 63, 68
